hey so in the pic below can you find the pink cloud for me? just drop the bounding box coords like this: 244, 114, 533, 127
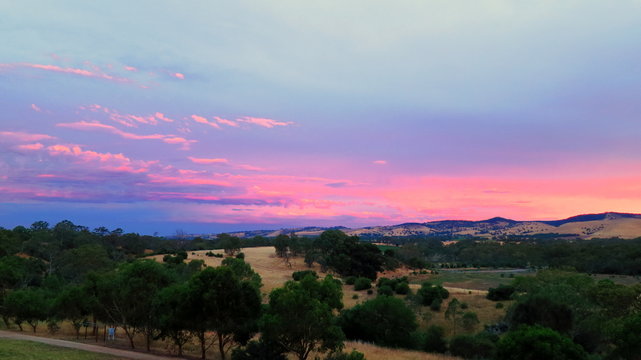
236, 164, 265, 171
154, 112, 173, 122
191, 115, 220, 129
16, 143, 44, 151
81, 104, 161, 127
188, 156, 229, 164
56, 121, 195, 149
0, 131, 55, 142
147, 174, 231, 187
124, 66, 137, 71
237, 116, 293, 128
31, 104, 42, 112
214, 117, 239, 127
372, 160, 387, 165
1, 63, 133, 83
174, 73, 185, 80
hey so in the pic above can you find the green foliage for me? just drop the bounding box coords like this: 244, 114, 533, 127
423, 325, 447, 353
487, 284, 515, 301
274, 234, 290, 258
416, 282, 449, 306
496, 325, 587, 360
376, 277, 410, 295
218, 233, 242, 256
510, 296, 574, 334
262, 276, 345, 360
308, 230, 385, 280
608, 312, 641, 360
324, 350, 366, 360
461, 312, 480, 333
4, 288, 50, 332
292, 270, 318, 281
185, 266, 262, 359
222, 257, 263, 290
377, 285, 393, 296
449, 333, 497, 359
339, 295, 417, 348
231, 339, 288, 360
353, 277, 372, 291
344, 276, 356, 285
430, 298, 442, 311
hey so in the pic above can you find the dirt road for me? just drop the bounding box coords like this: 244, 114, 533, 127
0, 330, 184, 360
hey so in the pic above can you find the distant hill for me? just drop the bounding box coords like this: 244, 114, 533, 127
221, 212, 641, 240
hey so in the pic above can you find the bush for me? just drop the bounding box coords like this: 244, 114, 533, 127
450, 333, 497, 359
292, 270, 318, 281
354, 277, 372, 291
339, 295, 417, 348
231, 339, 287, 360
496, 325, 587, 360
395, 282, 410, 295
430, 298, 442, 311
487, 284, 515, 301
496, 302, 504, 309
461, 312, 480, 333
236, 252, 245, 259
377, 285, 394, 296
423, 325, 447, 353
324, 350, 366, 360
367, 289, 373, 295
460, 302, 469, 309
344, 276, 357, 285
417, 282, 449, 306
352, 294, 359, 300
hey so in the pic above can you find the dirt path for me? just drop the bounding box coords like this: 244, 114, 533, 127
0, 330, 184, 360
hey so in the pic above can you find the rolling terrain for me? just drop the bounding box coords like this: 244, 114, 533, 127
220, 212, 641, 240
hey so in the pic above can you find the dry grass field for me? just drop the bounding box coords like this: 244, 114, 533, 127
343, 341, 460, 360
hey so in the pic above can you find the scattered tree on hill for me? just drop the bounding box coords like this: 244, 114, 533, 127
339, 295, 417, 348
261, 276, 344, 360
496, 325, 587, 360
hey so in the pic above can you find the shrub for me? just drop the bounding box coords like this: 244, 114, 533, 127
461, 312, 480, 332
339, 295, 417, 348
423, 325, 447, 353
231, 339, 287, 360
395, 282, 410, 295
366, 289, 373, 295
354, 277, 372, 291
352, 294, 359, 300
417, 282, 449, 306
460, 302, 469, 309
324, 350, 366, 360
487, 284, 515, 301
344, 276, 357, 285
450, 333, 497, 359
292, 270, 318, 281
236, 252, 245, 259
430, 298, 442, 311
496, 302, 504, 309
377, 285, 394, 296
496, 325, 587, 360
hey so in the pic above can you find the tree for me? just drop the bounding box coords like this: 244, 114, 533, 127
510, 296, 573, 334
4, 288, 49, 332
487, 284, 515, 301
609, 313, 641, 360
261, 276, 345, 360
53, 285, 91, 338
185, 266, 262, 360
496, 325, 587, 360
339, 295, 417, 348
274, 234, 290, 258
153, 283, 192, 356
460, 312, 480, 333
449, 333, 497, 360
444, 298, 460, 335
416, 282, 449, 306
231, 339, 288, 360
218, 234, 242, 256
423, 325, 447, 353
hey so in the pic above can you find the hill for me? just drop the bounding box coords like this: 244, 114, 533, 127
223, 212, 641, 240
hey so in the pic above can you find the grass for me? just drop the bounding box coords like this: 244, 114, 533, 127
344, 341, 461, 360
0, 339, 126, 360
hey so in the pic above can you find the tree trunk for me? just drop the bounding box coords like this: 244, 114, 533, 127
29, 321, 37, 333
217, 332, 226, 360
199, 332, 207, 360
16, 322, 23, 331
146, 330, 151, 351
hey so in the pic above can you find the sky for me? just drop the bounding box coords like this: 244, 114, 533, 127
2, 1, 641, 235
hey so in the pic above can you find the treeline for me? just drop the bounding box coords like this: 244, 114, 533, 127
453, 269, 641, 360
385, 237, 641, 275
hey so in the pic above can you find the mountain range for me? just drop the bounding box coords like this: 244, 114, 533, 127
221, 212, 641, 240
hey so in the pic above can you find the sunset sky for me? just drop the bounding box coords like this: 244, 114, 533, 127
2, 1, 641, 234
